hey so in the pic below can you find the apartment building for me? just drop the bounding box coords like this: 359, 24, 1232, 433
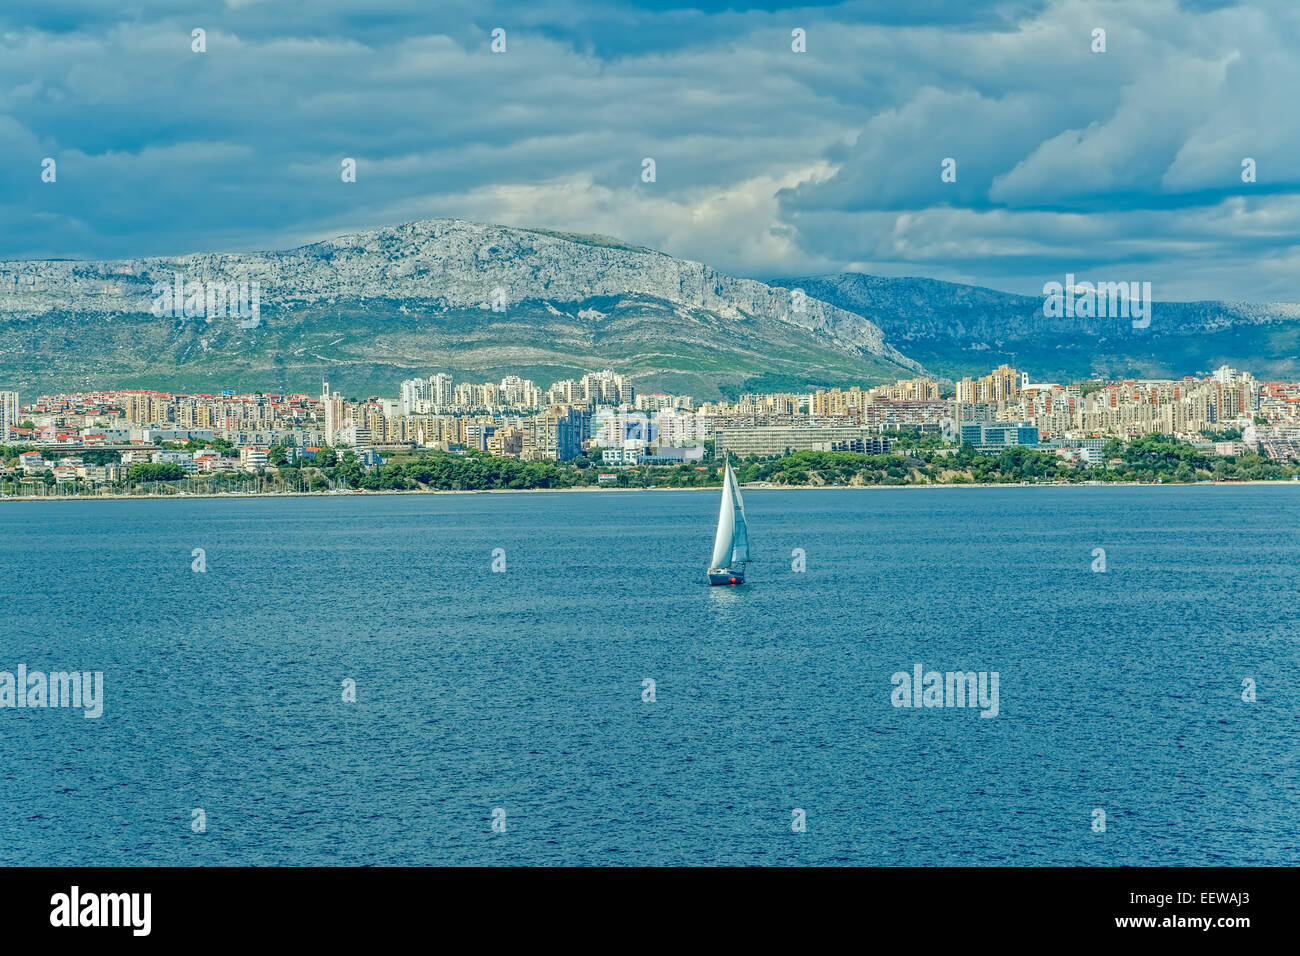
0, 390, 18, 441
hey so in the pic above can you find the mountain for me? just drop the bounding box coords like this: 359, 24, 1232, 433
9, 221, 1296, 399
777, 274, 1300, 383
0, 220, 921, 399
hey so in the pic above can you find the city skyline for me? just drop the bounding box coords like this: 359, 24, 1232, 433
7, 361, 1298, 461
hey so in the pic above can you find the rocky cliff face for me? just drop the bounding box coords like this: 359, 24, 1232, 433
7, 220, 1296, 396
781, 273, 1300, 381
0, 221, 921, 395
781, 273, 1300, 341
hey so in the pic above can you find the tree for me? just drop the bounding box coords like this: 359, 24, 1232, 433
128, 463, 187, 482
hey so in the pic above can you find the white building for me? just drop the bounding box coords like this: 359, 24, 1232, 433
499, 375, 541, 409
428, 373, 449, 408
240, 447, 269, 471
400, 378, 432, 416
592, 406, 654, 447
0, 391, 18, 441
18, 451, 46, 474
655, 409, 712, 445
322, 383, 346, 445
151, 450, 197, 472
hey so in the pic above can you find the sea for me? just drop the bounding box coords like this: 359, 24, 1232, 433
1, 486, 1297, 866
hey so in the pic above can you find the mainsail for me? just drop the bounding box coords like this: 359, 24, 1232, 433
710, 462, 750, 569
710, 463, 735, 569
729, 464, 749, 564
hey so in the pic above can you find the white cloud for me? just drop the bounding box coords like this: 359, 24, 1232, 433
0, 0, 1297, 301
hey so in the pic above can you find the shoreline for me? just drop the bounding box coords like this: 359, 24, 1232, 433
2, 479, 1297, 503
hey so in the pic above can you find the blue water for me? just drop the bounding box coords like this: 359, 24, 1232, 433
1, 486, 1297, 866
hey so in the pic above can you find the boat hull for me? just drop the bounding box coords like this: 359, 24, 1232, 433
708, 569, 744, 586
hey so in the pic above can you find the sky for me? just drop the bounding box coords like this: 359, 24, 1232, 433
1, 0, 1298, 301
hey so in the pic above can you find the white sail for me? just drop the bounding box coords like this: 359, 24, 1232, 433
710, 462, 736, 569
729, 465, 749, 564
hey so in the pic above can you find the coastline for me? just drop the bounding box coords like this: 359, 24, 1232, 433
2, 479, 1297, 503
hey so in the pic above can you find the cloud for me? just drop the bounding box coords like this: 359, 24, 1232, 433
0, 0, 1296, 302
781, 0, 1300, 298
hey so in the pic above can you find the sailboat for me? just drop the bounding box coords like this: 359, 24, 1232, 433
707, 460, 750, 585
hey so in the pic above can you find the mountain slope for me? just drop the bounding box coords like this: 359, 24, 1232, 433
0, 221, 921, 398
780, 274, 1300, 382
